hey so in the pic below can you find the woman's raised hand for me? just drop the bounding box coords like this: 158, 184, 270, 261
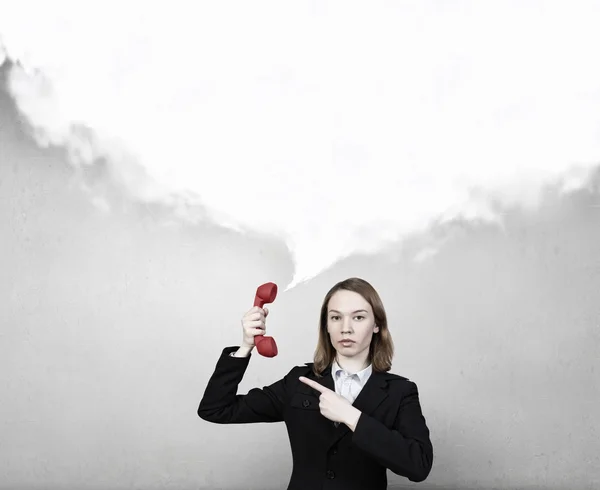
241, 306, 269, 349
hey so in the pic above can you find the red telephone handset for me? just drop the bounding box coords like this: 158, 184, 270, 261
253, 282, 278, 358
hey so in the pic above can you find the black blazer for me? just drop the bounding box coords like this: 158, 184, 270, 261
198, 346, 433, 489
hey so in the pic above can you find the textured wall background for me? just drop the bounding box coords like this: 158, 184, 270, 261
1, 63, 599, 489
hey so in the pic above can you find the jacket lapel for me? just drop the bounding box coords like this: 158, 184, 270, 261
297, 367, 336, 394
296, 365, 391, 449
328, 371, 389, 448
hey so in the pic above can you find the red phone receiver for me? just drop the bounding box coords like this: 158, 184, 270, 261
253, 282, 278, 358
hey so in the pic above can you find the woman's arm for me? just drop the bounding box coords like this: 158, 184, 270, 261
197, 346, 289, 424
350, 380, 434, 482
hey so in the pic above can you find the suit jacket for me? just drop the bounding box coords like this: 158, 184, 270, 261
198, 346, 433, 489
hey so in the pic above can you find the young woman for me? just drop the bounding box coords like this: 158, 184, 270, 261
198, 277, 433, 489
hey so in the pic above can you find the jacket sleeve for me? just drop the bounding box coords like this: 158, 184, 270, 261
197, 346, 290, 424
351, 380, 434, 482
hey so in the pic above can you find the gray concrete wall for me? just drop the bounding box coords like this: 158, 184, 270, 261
1, 70, 599, 489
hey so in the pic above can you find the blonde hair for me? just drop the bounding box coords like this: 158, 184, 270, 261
312, 277, 394, 377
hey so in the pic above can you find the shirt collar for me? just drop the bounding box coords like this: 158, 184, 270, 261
331, 358, 373, 384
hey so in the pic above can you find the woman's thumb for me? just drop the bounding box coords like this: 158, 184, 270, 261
264, 307, 269, 316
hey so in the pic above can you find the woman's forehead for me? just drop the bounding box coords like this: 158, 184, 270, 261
328, 290, 371, 310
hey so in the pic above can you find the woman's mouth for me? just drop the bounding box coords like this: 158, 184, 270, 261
339, 340, 355, 347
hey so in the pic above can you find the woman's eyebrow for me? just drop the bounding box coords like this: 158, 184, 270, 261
328, 309, 368, 314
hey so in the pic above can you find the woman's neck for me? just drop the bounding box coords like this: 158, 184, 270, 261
335, 354, 370, 374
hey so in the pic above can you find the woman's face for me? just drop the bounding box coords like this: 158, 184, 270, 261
326, 289, 379, 362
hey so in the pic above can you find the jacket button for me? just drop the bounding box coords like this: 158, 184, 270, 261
302, 399, 310, 407
331, 447, 338, 455
326, 470, 335, 479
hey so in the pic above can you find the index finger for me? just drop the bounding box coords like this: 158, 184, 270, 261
298, 376, 327, 393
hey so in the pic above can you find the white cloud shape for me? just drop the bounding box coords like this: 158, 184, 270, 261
1, 1, 600, 289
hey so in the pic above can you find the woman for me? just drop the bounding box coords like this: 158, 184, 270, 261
198, 277, 433, 489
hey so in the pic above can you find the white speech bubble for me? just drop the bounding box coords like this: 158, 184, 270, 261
2, 1, 600, 290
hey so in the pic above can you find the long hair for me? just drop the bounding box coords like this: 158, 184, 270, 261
312, 277, 394, 377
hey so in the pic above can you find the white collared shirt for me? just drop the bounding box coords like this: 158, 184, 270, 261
331, 359, 372, 405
